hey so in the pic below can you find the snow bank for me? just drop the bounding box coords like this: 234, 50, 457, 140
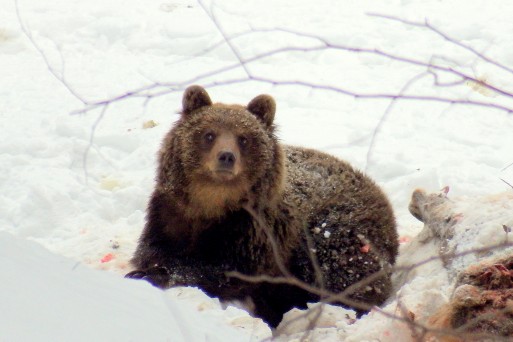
0, 232, 271, 341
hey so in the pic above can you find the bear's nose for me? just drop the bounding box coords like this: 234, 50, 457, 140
218, 151, 236, 168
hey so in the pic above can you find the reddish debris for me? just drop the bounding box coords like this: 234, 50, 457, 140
101, 253, 115, 263
399, 236, 411, 244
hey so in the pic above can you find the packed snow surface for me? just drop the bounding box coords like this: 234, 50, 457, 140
1, 0, 513, 340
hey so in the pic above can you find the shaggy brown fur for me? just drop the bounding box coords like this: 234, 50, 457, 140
285, 146, 398, 306
126, 85, 398, 327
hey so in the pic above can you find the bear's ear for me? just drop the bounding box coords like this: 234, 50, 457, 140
182, 85, 212, 115
247, 94, 276, 128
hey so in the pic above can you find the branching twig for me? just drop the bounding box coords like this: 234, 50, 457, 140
83, 104, 109, 184
368, 12, 513, 76
15, 0, 88, 105
242, 203, 293, 278
197, 0, 251, 78
365, 71, 431, 171
70, 27, 513, 115
229, 241, 513, 339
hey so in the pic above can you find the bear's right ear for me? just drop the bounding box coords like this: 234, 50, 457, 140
247, 94, 276, 128
182, 85, 212, 115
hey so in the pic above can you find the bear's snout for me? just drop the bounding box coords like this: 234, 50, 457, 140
218, 151, 236, 169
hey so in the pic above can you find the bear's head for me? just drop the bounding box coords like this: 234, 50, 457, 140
158, 85, 285, 219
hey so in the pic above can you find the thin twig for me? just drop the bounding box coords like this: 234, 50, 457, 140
15, 0, 88, 105
83, 104, 109, 184
501, 161, 513, 172
500, 178, 513, 189
197, 0, 251, 78
368, 12, 513, 76
365, 71, 431, 172
71, 37, 513, 115
228, 240, 513, 312
242, 203, 293, 278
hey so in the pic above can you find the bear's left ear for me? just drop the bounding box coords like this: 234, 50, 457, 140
182, 85, 212, 115
247, 95, 276, 128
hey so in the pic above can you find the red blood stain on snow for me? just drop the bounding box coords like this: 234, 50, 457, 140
100, 253, 115, 263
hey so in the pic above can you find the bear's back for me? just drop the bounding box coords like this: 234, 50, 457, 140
283, 145, 398, 304
284, 145, 362, 214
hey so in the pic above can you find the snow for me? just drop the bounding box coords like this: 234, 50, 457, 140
0, 232, 271, 341
1, 0, 513, 340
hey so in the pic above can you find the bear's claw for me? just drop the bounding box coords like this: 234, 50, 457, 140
125, 266, 172, 288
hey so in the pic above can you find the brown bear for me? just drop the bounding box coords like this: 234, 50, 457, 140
126, 85, 398, 328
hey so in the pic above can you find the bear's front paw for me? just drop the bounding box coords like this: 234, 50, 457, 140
125, 265, 172, 289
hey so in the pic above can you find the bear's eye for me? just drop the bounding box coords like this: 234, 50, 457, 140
204, 132, 216, 144
238, 136, 249, 148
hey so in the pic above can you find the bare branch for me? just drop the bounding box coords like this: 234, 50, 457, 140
501, 161, 513, 172
500, 178, 513, 189
229, 239, 513, 340
15, 0, 88, 105
365, 71, 431, 171
242, 203, 293, 278
83, 105, 109, 184
301, 224, 326, 294
197, 0, 251, 78
70, 27, 513, 115
368, 12, 513, 76
245, 76, 513, 113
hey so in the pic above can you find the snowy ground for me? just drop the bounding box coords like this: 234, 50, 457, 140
1, 0, 513, 340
